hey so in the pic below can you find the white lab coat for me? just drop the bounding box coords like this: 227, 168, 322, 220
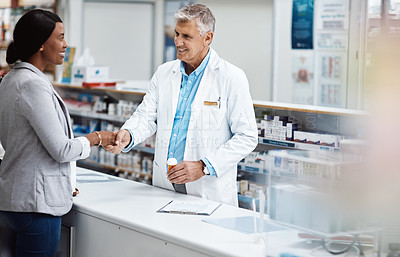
121, 48, 258, 206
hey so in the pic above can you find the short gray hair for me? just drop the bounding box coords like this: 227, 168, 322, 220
174, 4, 215, 36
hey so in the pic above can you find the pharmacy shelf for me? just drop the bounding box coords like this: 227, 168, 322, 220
72, 132, 155, 155
238, 194, 268, 205
73, 132, 87, 138
104, 164, 153, 180
55, 83, 367, 117
77, 159, 152, 180
237, 194, 268, 212
69, 109, 127, 123
237, 164, 269, 174
53, 82, 146, 96
258, 137, 340, 152
238, 164, 333, 183
238, 194, 259, 203
252, 100, 366, 116
133, 145, 155, 154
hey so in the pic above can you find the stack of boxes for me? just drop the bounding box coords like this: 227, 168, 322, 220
238, 152, 268, 174
238, 180, 267, 199
260, 115, 294, 141
71, 66, 110, 86
258, 115, 341, 148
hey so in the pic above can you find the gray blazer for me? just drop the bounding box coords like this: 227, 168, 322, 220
0, 62, 84, 216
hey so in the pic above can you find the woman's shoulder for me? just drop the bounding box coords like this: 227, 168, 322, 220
8, 66, 52, 93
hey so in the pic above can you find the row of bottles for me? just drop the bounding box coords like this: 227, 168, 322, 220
88, 146, 153, 184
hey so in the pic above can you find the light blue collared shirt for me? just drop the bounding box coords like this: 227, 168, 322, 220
167, 50, 216, 176
124, 50, 216, 176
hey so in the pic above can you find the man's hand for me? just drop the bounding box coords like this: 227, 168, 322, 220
167, 161, 205, 184
104, 129, 131, 154
98, 131, 117, 147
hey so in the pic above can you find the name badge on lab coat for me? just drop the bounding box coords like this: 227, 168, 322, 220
203, 101, 218, 106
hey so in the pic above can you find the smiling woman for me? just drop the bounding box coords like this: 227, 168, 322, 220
0, 9, 116, 257
6, 10, 67, 71
40, 22, 67, 67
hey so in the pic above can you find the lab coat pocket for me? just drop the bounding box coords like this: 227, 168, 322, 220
198, 106, 226, 131
43, 175, 69, 207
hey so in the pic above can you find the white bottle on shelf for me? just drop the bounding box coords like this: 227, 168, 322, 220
117, 100, 124, 117
132, 153, 141, 173
108, 103, 116, 116
108, 152, 116, 167
128, 102, 135, 117
123, 102, 130, 118
127, 153, 133, 172
124, 154, 129, 170
99, 149, 105, 165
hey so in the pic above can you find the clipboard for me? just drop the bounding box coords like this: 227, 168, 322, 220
157, 200, 221, 216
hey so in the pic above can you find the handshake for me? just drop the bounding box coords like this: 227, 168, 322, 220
86, 129, 132, 154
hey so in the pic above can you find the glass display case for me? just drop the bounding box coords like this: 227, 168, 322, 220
266, 149, 381, 255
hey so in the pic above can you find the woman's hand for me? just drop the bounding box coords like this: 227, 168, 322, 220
85, 131, 117, 147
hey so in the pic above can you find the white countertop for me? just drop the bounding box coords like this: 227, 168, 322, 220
0, 143, 4, 159
72, 168, 374, 257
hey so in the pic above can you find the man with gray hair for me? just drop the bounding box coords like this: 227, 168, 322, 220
107, 4, 257, 206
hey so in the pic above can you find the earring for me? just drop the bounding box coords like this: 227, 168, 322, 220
40, 47, 44, 51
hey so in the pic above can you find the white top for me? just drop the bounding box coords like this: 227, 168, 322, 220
70, 137, 91, 192
166, 157, 178, 166
0, 142, 4, 159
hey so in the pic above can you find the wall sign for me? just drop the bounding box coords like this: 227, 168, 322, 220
292, 0, 314, 49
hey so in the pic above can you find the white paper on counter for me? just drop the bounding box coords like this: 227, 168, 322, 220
157, 200, 221, 215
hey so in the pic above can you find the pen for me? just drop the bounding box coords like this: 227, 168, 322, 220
170, 210, 197, 215
184, 211, 197, 215
157, 200, 173, 213
170, 210, 184, 214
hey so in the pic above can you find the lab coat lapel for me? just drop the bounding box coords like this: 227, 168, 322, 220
191, 48, 220, 117
192, 67, 212, 109
170, 65, 181, 121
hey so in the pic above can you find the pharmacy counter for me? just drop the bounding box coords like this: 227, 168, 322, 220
62, 168, 366, 257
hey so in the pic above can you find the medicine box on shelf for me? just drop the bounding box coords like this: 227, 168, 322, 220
72, 66, 109, 85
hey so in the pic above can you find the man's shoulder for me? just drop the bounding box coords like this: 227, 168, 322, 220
209, 50, 243, 74
212, 56, 245, 79
218, 59, 243, 73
